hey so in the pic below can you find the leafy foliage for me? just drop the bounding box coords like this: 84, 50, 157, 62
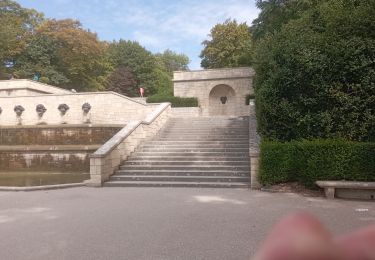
35, 19, 112, 91
260, 139, 375, 188
105, 66, 138, 96
13, 35, 69, 85
155, 49, 190, 75
0, 0, 43, 70
1, 1, 188, 94
200, 19, 252, 68
108, 40, 161, 96
253, 0, 375, 142
146, 95, 198, 107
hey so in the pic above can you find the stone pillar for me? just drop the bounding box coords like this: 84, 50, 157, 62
249, 100, 261, 189
250, 152, 261, 189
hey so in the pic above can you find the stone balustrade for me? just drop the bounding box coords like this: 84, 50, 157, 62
87, 103, 171, 186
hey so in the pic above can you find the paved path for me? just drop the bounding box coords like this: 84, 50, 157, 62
0, 188, 374, 260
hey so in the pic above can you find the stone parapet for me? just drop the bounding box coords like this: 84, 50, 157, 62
0, 92, 153, 126
173, 67, 255, 82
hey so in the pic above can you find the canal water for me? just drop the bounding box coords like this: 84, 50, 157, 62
0, 172, 90, 187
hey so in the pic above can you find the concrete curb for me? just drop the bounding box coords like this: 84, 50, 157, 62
0, 183, 85, 192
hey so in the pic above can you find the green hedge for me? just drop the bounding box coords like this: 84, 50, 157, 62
259, 139, 375, 188
146, 95, 198, 107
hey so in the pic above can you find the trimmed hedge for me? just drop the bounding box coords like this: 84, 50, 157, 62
259, 139, 375, 188
146, 95, 198, 107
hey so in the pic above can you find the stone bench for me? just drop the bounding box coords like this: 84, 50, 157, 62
316, 181, 375, 200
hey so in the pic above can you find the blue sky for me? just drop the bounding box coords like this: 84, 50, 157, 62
17, 0, 259, 69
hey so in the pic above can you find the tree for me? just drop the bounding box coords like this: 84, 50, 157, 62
254, 0, 375, 141
251, 0, 317, 41
0, 0, 43, 71
108, 40, 163, 96
106, 66, 138, 96
155, 49, 189, 75
13, 34, 69, 85
36, 19, 112, 91
200, 19, 252, 69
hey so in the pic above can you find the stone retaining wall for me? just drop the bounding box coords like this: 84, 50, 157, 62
0, 146, 97, 172
0, 125, 122, 145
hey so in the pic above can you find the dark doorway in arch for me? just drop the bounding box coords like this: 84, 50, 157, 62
209, 84, 236, 116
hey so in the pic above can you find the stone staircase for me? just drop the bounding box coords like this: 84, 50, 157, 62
104, 117, 250, 188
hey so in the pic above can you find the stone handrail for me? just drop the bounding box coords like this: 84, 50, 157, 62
87, 103, 171, 186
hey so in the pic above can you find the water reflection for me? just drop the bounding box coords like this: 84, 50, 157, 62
0, 172, 89, 187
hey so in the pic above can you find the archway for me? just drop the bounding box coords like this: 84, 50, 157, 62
208, 84, 236, 116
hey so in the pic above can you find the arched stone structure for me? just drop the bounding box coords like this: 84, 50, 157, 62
209, 84, 236, 116
173, 67, 254, 116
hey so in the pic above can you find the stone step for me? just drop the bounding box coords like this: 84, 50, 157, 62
114, 170, 249, 176
155, 137, 249, 141
132, 152, 248, 157
119, 165, 250, 171
128, 156, 249, 161
140, 144, 249, 149
123, 160, 249, 166
110, 175, 250, 183
104, 181, 250, 188
157, 135, 249, 139
148, 140, 248, 144
161, 129, 249, 132
138, 147, 249, 153
163, 125, 248, 129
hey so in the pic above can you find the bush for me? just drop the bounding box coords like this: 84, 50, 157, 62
259, 139, 375, 188
253, 1, 375, 142
146, 95, 198, 107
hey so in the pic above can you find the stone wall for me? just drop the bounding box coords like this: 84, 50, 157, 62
0, 147, 96, 172
0, 92, 156, 126
0, 79, 72, 96
0, 125, 120, 172
0, 125, 122, 145
173, 67, 254, 116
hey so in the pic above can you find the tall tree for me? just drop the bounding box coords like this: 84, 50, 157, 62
108, 40, 161, 96
155, 49, 189, 75
200, 19, 252, 69
0, 0, 43, 71
36, 19, 112, 91
251, 0, 317, 41
13, 34, 69, 85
